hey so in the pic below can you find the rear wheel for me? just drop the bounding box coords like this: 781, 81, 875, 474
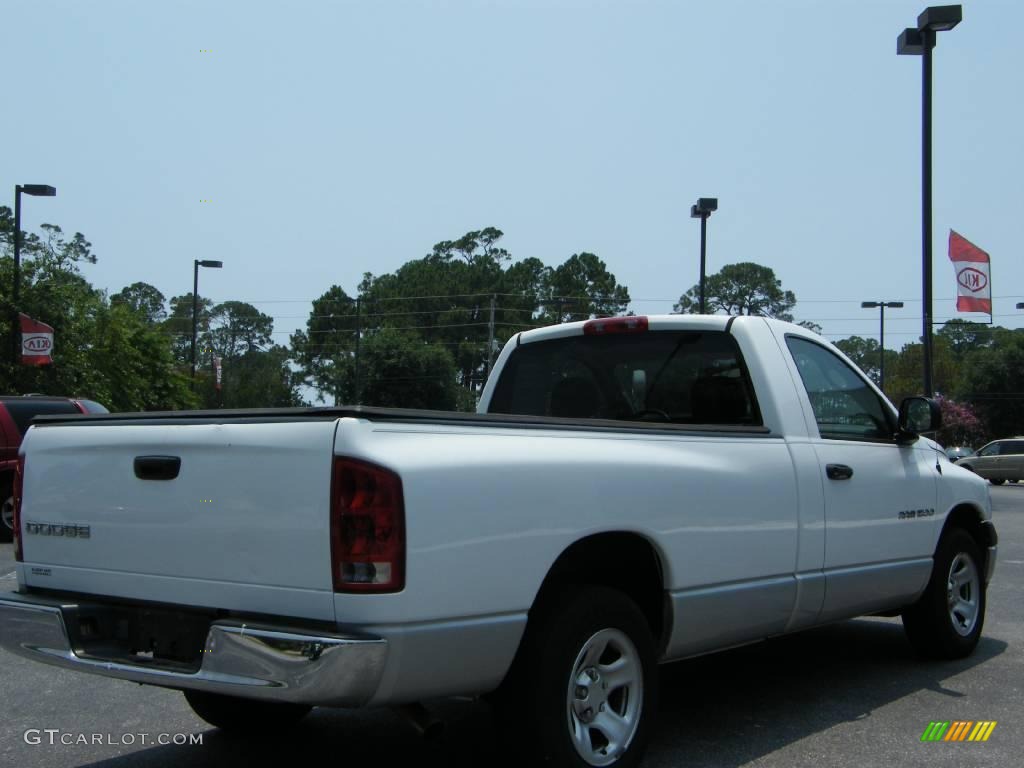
183, 690, 311, 732
989, 478, 1005, 485
493, 586, 657, 767
902, 528, 986, 659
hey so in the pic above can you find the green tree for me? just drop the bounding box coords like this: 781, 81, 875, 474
205, 345, 304, 409
884, 337, 959, 407
209, 301, 273, 359
290, 285, 360, 403
542, 252, 630, 324
960, 330, 1024, 438
88, 303, 195, 411
833, 335, 899, 386
111, 282, 167, 323
675, 262, 796, 320
184, 302, 304, 409
430, 227, 511, 265
358, 328, 460, 410
164, 293, 214, 366
293, 228, 633, 406
0, 206, 194, 409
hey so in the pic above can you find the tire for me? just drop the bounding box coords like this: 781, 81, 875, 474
493, 586, 657, 767
183, 689, 311, 733
902, 528, 986, 659
0, 487, 14, 544
989, 478, 1005, 485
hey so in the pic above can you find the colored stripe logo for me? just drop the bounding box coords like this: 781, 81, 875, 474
921, 721, 997, 742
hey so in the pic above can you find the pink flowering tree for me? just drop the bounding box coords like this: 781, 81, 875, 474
934, 395, 985, 447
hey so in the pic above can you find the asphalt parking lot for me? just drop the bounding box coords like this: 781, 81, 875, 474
1, 487, 1021, 767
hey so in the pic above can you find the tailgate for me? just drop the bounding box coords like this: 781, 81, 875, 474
18, 420, 339, 622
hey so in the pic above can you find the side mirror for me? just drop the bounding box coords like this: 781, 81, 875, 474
897, 397, 942, 443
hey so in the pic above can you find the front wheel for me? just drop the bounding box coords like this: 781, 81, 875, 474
494, 586, 657, 767
989, 478, 1006, 486
902, 528, 986, 659
183, 690, 311, 733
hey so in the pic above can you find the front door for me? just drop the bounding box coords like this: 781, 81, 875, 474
782, 335, 939, 621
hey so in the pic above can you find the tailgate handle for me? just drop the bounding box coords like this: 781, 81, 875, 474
134, 456, 181, 481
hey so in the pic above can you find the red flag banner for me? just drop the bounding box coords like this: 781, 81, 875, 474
948, 230, 992, 314
19, 313, 54, 366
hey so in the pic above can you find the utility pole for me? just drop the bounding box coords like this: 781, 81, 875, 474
354, 297, 362, 404
487, 295, 496, 376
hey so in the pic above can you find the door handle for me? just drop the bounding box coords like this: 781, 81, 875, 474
826, 463, 854, 480
134, 456, 181, 481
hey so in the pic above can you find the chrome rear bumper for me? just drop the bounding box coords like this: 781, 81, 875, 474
0, 592, 386, 706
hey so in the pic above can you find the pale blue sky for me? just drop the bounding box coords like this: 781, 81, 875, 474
5, 0, 1023, 355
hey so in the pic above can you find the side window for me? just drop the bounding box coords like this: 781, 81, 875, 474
977, 443, 1000, 457
1007, 441, 1024, 455
785, 336, 894, 441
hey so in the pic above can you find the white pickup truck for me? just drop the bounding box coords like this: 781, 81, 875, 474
1, 315, 997, 767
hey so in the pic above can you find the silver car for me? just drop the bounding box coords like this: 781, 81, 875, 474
958, 438, 1024, 485
944, 446, 976, 463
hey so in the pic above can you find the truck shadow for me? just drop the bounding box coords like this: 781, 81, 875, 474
78, 618, 1007, 768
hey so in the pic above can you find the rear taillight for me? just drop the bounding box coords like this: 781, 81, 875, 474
13, 455, 24, 562
583, 316, 649, 335
330, 458, 405, 593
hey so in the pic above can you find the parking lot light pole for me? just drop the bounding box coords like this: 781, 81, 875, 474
191, 260, 223, 380
690, 197, 718, 314
11, 185, 57, 375
898, 5, 962, 398
861, 301, 904, 393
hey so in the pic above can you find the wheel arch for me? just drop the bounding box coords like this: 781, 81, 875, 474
529, 531, 670, 654
940, 502, 996, 574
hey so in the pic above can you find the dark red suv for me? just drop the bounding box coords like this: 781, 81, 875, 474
0, 395, 109, 542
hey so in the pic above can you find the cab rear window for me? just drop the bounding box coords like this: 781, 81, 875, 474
488, 330, 761, 426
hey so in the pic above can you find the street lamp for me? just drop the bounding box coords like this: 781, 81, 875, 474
861, 300, 904, 393
191, 259, 223, 380
690, 197, 718, 314
11, 184, 57, 374
898, 4, 962, 397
